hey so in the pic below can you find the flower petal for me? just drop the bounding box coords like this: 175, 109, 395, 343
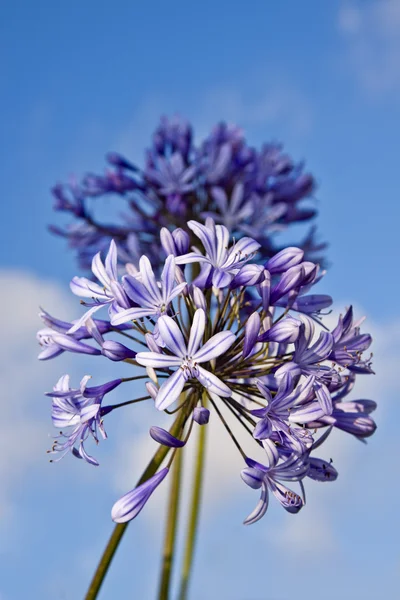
155, 369, 186, 411
111, 307, 154, 326
105, 240, 118, 281
187, 309, 206, 356
157, 315, 187, 358
196, 365, 231, 396
161, 254, 175, 304
243, 482, 269, 525
139, 255, 162, 302
135, 352, 181, 369
92, 251, 110, 288
194, 331, 235, 363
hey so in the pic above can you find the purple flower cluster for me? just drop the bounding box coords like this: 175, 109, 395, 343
39, 217, 376, 524
50, 116, 325, 273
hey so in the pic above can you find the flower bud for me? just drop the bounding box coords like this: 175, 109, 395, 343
193, 407, 210, 425
111, 468, 169, 523
265, 247, 304, 274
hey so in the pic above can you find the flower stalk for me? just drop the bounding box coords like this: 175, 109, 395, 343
178, 405, 208, 600
85, 408, 188, 600
158, 447, 184, 600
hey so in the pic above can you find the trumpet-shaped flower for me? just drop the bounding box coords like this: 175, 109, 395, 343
47, 375, 121, 465
111, 254, 187, 325
175, 218, 260, 288
136, 309, 235, 410
241, 454, 308, 524
69, 240, 130, 332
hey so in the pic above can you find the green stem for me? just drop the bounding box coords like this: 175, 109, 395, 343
157, 448, 184, 600
178, 418, 208, 600
84, 409, 188, 600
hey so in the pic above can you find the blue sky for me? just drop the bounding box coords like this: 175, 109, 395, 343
1, 1, 399, 598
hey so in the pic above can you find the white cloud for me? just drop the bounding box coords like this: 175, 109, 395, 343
338, 0, 400, 95
0, 270, 78, 521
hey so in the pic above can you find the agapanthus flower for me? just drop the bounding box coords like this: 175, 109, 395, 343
111, 254, 187, 326
47, 374, 122, 465
241, 454, 308, 524
49, 116, 324, 274
175, 218, 261, 288
69, 239, 130, 332
39, 221, 376, 529
136, 309, 235, 410
38, 114, 380, 600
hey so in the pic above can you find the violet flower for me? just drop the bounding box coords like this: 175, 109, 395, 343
111, 254, 187, 326
241, 454, 308, 524
69, 239, 130, 332
47, 375, 121, 465
136, 308, 235, 410
175, 218, 260, 288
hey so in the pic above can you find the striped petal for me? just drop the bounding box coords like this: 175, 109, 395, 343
161, 255, 176, 302
187, 309, 205, 356
111, 307, 155, 326
135, 352, 181, 369
157, 315, 186, 358
140, 255, 162, 303
194, 331, 235, 363
155, 370, 186, 411
92, 252, 110, 288
243, 482, 269, 525
196, 365, 231, 396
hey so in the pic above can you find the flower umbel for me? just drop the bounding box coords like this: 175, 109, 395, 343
40, 115, 377, 600
40, 224, 376, 525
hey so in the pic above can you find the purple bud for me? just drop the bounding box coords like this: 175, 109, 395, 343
259, 271, 271, 311
241, 467, 263, 489
340, 400, 377, 415
193, 407, 210, 425
270, 265, 304, 304
265, 247, 304, 274
111, 468, 169, 523
149, 426, 186, 447
172, 228, 190, 254
243, 312, 261, 358
258, 317, 301, 344
230, 264, 264, 288
299, 261, 318, 286
101, 340, 137, 362
146, 381, 159, 400
160, 227, 190, 257
145, 333, 162, 354
192, 285, 207, 311
160, 228, 176, 256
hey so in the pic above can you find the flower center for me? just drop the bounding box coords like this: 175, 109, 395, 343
181, 357, 199, 380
